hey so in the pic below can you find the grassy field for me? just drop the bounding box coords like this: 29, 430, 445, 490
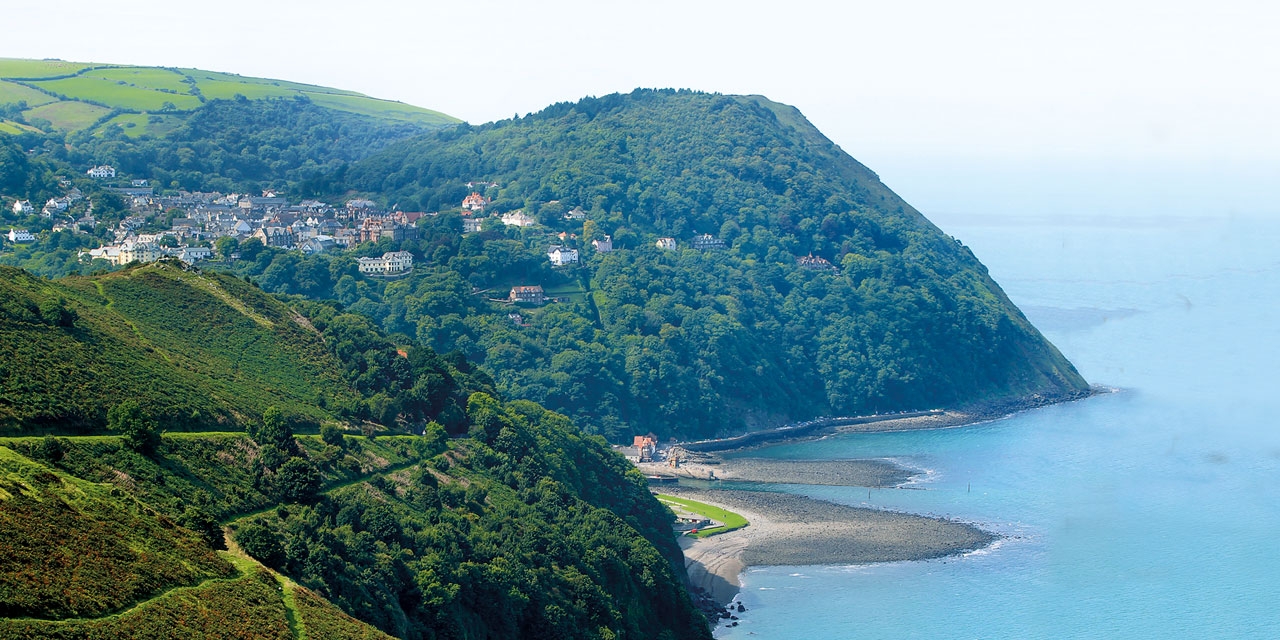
0, 120, 40, 135
183, 69, 365, 97
0, 80, 56, 107
82, 67, 191, 93
21, 100, 111, 130
302, 91, 457, 126
31, 76, 202, 111
0, 59, 459, 134
99, 113, 184, 138
655, 493, 749, 538
0, 58, 94, 79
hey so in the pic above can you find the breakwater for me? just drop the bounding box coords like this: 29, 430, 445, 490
679, 411, 942, 453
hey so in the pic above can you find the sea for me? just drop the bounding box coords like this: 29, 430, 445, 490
715, 213, 1280, 639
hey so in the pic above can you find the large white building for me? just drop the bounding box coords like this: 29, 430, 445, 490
547, 245, 579, 266
7, 229, 36, 243
357, 251, 413, 275
86, 165, 116, 179
11, 200, 34, 215
501, 210, 537, 227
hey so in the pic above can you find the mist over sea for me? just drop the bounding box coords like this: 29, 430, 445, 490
716, 213, 1280, 638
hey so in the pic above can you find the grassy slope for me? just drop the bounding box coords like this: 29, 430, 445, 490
0, 263, 362, 434
0, 57, 458, 132
0, 437, 414, 637
0, 447, 234, 619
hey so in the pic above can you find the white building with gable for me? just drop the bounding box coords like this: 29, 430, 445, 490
357, 251, 414, 275
547, 245, 579, 266
87, 165, 116, 179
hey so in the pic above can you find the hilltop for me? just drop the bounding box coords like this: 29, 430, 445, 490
0, 58, 456, 135
319, 89, 1090, 439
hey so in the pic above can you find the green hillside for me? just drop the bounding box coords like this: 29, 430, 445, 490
314, 89, 1089, 440
0, 262, 363, 434
0, 259, 712, 637
0, 406, 710, 638
0, 58, 457, 133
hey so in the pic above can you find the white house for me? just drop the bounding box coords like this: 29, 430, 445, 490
592, 235, 613, 252
501, 210, 537, 227
86, 165, 116, 179
357, 251, 413, 275
44, 197, 70, 213
655, 237, 677, 250
11, 200, 34, 215
7, 229, 36, 243
463, 217, 485, 233
174, 246, 213, 264
547, 245, 579, 266
564, 207, 586, 221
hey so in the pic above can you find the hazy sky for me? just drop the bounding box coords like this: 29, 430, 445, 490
7, 0, 1277, 218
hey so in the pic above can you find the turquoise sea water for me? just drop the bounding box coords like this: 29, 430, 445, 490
716, 215, 1280, 639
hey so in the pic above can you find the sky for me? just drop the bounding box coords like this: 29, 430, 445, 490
6, 0, 1278, 219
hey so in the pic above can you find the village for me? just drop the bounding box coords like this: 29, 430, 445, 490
3, 164, 839, 301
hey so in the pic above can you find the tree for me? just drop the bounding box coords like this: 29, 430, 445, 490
277, 457, 322, 504
215, 236, 239, 261
108, 400, 160, 455
235, 521, 284, 568
320, 423, 345, 448
251, 405, 293, 450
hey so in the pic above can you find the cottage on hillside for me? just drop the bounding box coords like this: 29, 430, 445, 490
86, 165, 116, 179
797, 254, 837, 271
592, 235, 613, 252
461, 192, 489, 212
11, 200, 33, 215
509, 285, 545, 305
501, 210, 537, 227
691, 233, 726, 250
655, 237, 677, 250
547, 245, 579, 266
7, 229, 35, 243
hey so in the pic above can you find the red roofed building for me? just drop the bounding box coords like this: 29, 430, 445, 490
461, 192, 489, 213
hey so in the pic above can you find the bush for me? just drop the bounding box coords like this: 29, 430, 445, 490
235, 521, 284, 569
108, 400, 160, 455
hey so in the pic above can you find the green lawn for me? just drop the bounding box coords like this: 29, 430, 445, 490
32, 76, 202, 111
655, 493, 749, 538
22, 100, 111, 131
0, 80, 56, 107
0, 58, 94, 79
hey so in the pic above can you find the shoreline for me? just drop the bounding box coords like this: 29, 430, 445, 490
661, 386, 1108, 459
673, 487, 997, 607
657, 390, 1112, 613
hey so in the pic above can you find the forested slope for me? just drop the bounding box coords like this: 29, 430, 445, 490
0, 260, 711, 638
327, 89, 1088, 439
